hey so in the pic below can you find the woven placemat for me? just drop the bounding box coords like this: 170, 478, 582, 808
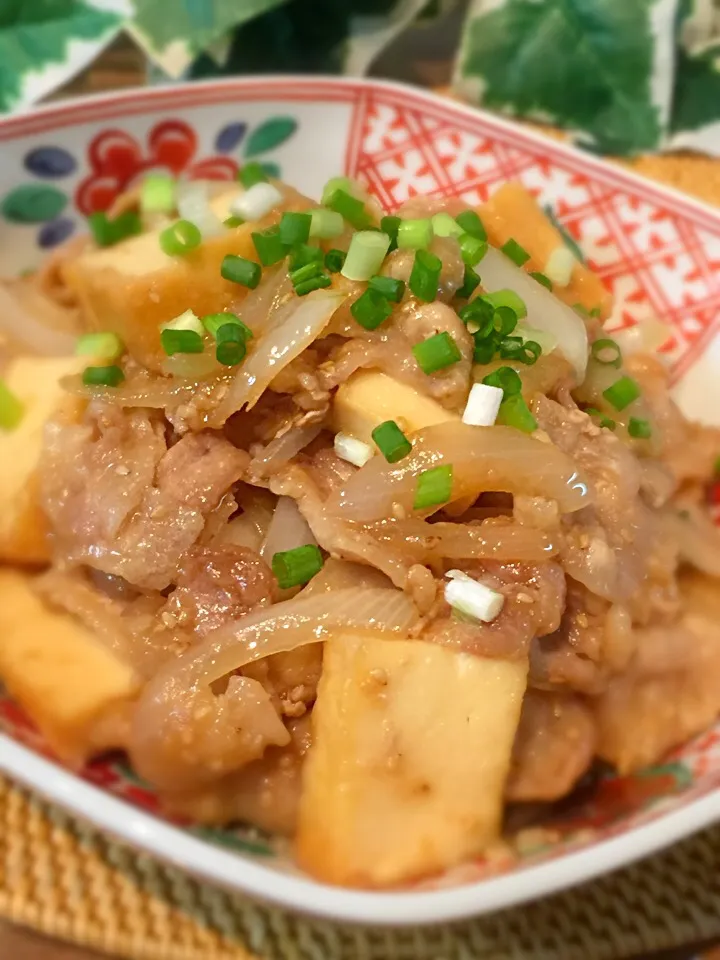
2, 775, 720, 960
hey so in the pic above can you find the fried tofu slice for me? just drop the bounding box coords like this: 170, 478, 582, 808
479, 183, 612, 319
332, 371, 459, 445
62, 185, 313, 371
0, 570, 140, 765
296, 632, 528, 887
0, 355, 85, 565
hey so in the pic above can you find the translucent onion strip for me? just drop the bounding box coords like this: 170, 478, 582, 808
209, 290, 346, 423
478, 246, 589, 380
327, 421, 591, 522
200, 586, 417, 684
364, 518, 557, 561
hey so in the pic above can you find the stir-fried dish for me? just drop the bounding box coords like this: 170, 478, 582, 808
1, 167, 720, 889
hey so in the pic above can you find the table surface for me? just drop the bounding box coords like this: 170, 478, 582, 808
6, 30, 720, 960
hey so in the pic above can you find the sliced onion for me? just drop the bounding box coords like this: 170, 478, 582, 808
261, 495, 317, 559
221, 487, 276, 552
479, 246, 589, 380
176, 180, 224, 238
232, 264, 293, 336
365, 517, 557, 561
209, 290, 346, 423
327, 421, 591, 522
182, 585, 419, 684
0, 282, 78, 356
248, 422, 322, 478
161, 351, 221, 379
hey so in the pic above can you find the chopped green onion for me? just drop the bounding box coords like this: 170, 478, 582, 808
473, 339, 496, 365
498, 336, 523, 360
75, 332, 124, 361
591, 338, 623, 369
603, 375, 640, 412
459, 298, 494, 338
326, 189, 372, 229
159, 219, 202, 256
482, 289, 527, 319
294, 274, 332, 296
324, 249, 346, 273
574, 303, 590, 317
251, 226, 287, 266
350, 289, 393, 330
279, 211, 312, 246
341, 231, 391, 281
456, 266, 480, 300
455, 210, 487, 241
397, 218, 433, 250
628, 417, 652, 439
0, 379, 24, 430
492, 306, 518, 337
585, 407, 617, 431
290, 261, 332, 295
501, 238, 530, 266
321, 176, 358, 205
162, 308, 204, 336
409, 249, 442, 302
414, 464, 453, 510
530, 271, 553, 290
432, 213, 463, 238
220, 254, 261, 289
224, 215, 245, 228
89, 211, 142, 248
413, 331, 462, 374
519, 340, 542, 365
497, 394, 537, 433
272, 544, 324, 589
215, 323, 247, 366
380, 215, 401, 250
290, 261, 323, 287
309, 208, 344, 239
161, 328, 204, 356
238, 162, 268, 188
141, 174, 175, 214
288, 243, 324, 271
368, 275, 405, 303
482, 366, 522, 397
590, 306, 602, 319
82, 365, 125, 388
202, 313, 252, 342
458, 234, 488, 266
371, 420, 412, 463
714, 455, 720, 476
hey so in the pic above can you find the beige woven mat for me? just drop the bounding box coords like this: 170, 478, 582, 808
2, 773, 720, 960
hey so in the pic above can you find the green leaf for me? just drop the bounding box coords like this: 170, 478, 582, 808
0, 0, 123, 112
243, 117, 297, 157
668, 0, 720, 148
456, 0, 672, 155
128, 0, 286, 77
1, 184, 67, 224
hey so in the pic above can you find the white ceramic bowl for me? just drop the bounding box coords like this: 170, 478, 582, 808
2, 76, 720, 926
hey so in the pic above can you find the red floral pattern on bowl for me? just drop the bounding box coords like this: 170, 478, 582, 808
75, 119, 238, 215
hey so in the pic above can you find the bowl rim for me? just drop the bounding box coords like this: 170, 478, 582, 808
2, 73, 720, 926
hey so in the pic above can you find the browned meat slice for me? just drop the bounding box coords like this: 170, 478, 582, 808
533, 395, 652, 602
529, 579, 633, 695
594, 573, 720, 773
162, 544, 275, 637
506, 691, 596, 802
421, 560, 566, 660
161, 715, 312, 835
42, 403, 248, 590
